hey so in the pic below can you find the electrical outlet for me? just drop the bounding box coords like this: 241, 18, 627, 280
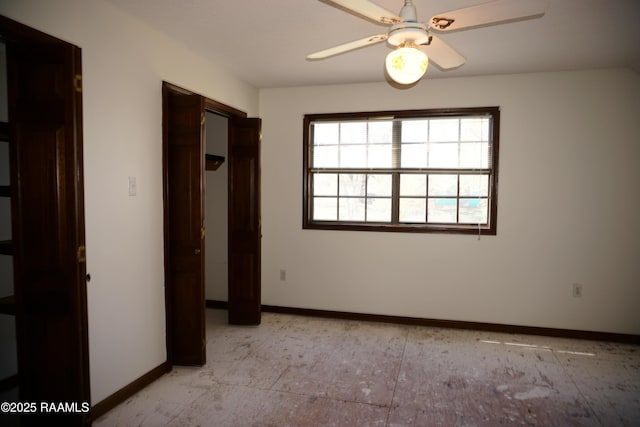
572, 283, 583, 298
279, 269, 286, 281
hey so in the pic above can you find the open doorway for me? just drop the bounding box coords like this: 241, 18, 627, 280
163, 82, 262, 367
204, 112, 228, 303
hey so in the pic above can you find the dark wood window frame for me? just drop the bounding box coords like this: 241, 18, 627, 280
303, 107, 500, 235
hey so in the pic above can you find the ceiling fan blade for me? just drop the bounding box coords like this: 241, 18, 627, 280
420, 35, 466, 70
319, 0, 401, 25
307, 34, 388, 60
429, 0, 549, 32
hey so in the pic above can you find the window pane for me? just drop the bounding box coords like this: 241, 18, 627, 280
459, 198, 488, 224
366, 198, 391, 222
312, 145, 339, 168
339, 174, 366, 196
339, 145, 367, 167
401, 143, 427, 168
368, 144, 392, 168
401, 120, 429, 142
459, 142, 482, 168
459, 175, 489, 197
400, 174, 426, 196
460, 118, 488, 142
429, 119, 459, 142
313, 122, 339, 145
428, 174, 457, 196
399, 198, 426, 222
368, 121, 393, 143
339, 198, 365, 221
428, 142, 458, 168
428, 198, 457, 223
481, 143, 490, 168
340, 122, 367, 144
313, 174, 337, 196
367, 174, 392, 197
313, 197, 337, 220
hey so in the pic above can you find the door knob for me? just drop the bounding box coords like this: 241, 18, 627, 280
194, 249, 201, 255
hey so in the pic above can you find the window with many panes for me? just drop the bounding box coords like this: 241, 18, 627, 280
303, 107, 499, 234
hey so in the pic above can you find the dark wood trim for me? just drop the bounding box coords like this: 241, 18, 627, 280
0, 373, 18, 392
161, 81, 247, 118
302, 220, 495, 235
0, 15, 69, 44
89, 361, 171, 422
205, 301, 639, 344
161, 81, 173, 367
205, 299, 228, 309
205, 98, 247, 119
304, 107, 501, 122
73, 44, 91, 415
259, 305, 640, 345
489, 108, 500, 234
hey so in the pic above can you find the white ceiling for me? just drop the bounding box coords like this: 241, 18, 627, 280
105, 0, 640, 88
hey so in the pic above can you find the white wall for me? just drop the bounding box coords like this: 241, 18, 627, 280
0, 0, 258, 404
259, 68, 640, 335
205, 112, 229, 301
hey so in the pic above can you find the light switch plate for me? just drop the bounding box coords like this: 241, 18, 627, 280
128, 176, 137, 196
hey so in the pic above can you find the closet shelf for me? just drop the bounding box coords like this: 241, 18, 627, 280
205, 154, 225, 171
0, 240, 12, 256
0, 295, 15, 316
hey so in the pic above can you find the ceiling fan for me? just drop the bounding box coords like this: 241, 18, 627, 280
308, 0, 550, 84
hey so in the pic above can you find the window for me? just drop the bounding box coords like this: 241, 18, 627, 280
303, 107, 499, 234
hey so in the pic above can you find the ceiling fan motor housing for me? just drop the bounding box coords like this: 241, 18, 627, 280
387, 21, 429, 46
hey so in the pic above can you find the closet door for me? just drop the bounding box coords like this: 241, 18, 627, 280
6, 25, 89, 425
164, 89, 206, 365
228, 117, 261, 325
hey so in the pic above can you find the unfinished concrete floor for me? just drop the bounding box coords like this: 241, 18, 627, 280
95, 309, 640, 426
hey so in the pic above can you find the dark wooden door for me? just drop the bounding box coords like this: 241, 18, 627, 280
5, 25, 90, 425
228, 117, 262, 325
164, 89, 206, 365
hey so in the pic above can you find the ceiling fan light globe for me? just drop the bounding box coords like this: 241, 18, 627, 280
385, 47, 428, 85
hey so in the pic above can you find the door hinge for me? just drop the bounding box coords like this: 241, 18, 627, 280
201, 227, 206, 239
77, 245, 86, 263
201, 113, 205, 126
74, 75, 82, 93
